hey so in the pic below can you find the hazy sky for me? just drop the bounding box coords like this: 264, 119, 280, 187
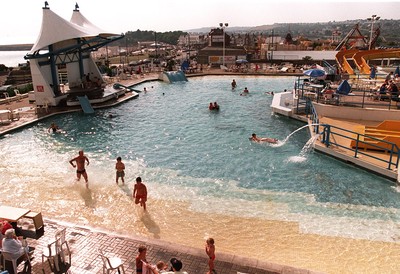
1, 0, 400, 44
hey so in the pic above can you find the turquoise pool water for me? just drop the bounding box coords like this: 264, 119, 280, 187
1, 75, 399, 272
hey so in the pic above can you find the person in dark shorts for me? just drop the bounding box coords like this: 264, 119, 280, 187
69, 150, 90, 188
115, 156, 125, 185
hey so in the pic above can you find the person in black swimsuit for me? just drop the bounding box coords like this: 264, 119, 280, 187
69, 150, 90, 188
48, 122, 59, 133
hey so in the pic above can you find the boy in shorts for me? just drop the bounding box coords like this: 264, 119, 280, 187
115, 156, 125, 185
133, 177, 147, 210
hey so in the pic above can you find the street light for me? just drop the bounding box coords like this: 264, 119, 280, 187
367, 15, 380, 50
154, 31, 158, 59
187, 32, 191, 61
219, 22, 228, 67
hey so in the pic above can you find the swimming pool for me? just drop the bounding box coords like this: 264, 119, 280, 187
1, 75, 399, 273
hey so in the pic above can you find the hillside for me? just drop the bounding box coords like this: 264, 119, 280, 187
186, 19, 400, 47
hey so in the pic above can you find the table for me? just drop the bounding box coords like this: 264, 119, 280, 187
0, 205, 31, 222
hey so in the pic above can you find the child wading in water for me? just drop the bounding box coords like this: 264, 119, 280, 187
205, 237, 216, 274
133, 177, 147, 210
115, 156, 125, 185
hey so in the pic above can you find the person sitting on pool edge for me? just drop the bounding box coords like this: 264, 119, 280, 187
250, 133, 278, 144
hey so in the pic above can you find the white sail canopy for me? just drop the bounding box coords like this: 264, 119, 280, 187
31, 8, 93, 52
70, 9, 105, 34
30, 7, 119, 53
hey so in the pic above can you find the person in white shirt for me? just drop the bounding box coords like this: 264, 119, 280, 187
2, 228, 29, 260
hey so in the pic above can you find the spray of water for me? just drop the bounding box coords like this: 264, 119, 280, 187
286, 135, 320, 163
272, 123, 321, 148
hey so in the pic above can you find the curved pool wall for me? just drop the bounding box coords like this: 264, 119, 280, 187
1, 75, 400, 273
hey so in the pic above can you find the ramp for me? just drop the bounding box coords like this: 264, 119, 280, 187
77, 95, 95, 114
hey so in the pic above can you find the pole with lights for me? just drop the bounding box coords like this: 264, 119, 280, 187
219, 22, 228, 67
367, 15, 380, 50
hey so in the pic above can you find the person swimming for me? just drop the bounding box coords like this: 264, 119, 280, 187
250, 133, 278, 144
48, 122, 60, 133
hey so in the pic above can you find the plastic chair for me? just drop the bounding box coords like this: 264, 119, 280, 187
99, 249, 125, 274
41, 237, 62, 272
2, 250, 30, 274
2, 93, 10, 104
13, 89, 22, 102
55, 228, 71, 267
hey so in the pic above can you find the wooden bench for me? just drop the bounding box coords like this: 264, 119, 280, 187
24, 211, 44, 231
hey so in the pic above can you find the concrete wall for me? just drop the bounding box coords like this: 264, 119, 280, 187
30, 59, 55, 106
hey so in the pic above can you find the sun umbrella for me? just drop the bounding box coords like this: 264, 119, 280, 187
303, 68, 326, 78
236, 59, 248, 64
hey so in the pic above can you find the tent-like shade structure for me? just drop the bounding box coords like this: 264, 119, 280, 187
31, 7, 93, 52
24, 2, 124, 107
70, 6, 105, 34
28, 3, 123, 54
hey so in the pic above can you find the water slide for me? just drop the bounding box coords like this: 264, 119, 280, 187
352, 49, 400, 75
335, 49, 358, 74
160, 71, 188, 83
77, 95, 95, 114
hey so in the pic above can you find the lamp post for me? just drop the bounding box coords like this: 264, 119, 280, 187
187, 32, 190, 61
154, 31, 158, 59
125, 35, 128, 66
271, 29, 274, 61
367, 15, 380, 50
219, 22, 228, 67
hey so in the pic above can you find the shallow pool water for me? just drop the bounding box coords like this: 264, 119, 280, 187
1, 75, 399, 273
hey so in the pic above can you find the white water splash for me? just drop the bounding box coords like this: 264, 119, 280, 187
287, 155, 307, 163
287, 134, 320, 163
299, 134, 320, 157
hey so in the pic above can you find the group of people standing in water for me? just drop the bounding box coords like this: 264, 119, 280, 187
208, 102, 220, 110
68, 151, 148, 209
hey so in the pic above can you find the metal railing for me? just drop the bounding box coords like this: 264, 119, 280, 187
304, 96, 399, 170
320, 124, 399, 170
294, 76, 400, 110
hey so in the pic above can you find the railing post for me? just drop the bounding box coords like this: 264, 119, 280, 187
361, 89, 366, 108
388, 144, 394, 170
324, 125, 330, 147
354, 134, 360, 158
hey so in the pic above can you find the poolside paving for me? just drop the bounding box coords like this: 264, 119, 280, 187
21, 219, 317, 274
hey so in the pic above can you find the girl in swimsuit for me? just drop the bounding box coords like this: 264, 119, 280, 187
205, 237, 216, 274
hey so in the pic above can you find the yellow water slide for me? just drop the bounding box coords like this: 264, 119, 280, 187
335, 49, 358, 74
352, 49, 400, 75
